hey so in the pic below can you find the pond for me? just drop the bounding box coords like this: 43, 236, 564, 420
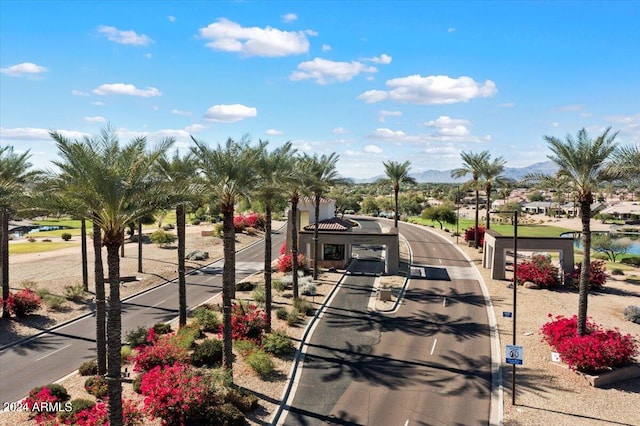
561, 232, 640, 255
27, 225, 73, 234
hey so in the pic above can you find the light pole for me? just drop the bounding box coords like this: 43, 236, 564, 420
456, 186, 461, 244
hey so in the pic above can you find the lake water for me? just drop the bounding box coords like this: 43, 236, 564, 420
562, 232, 640, 255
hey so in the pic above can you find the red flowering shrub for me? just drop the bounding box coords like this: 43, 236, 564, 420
234, 213, 266, 233
463, 226, 485, 247
133, 333, 190, 372
541, 314, 638, 373
4, 289, 42, 317
275, 253, 306, 273
140, 363, 218, 425
70, 399, 143, 426
279, 242, 287, 256
571, 260, 608, 290
233, 215, 248, 232
515, 254, 559, 287
220, 302, 268, 341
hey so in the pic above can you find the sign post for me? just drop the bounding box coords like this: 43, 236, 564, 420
512, 210, 519, 405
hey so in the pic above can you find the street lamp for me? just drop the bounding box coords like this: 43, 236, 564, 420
456, 186, 461, 244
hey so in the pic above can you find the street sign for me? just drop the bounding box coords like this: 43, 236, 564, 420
506, 345, 523, 365
502, 311, 512, 318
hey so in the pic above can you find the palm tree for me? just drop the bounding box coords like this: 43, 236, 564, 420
611, 144, 640, 182
452, 151, 490, 248
0, 146, 39, 318
191, 136, 262, 374
155, 151, 202, 328
382, 160, 417, 228
542, 127, 620, 335
304, 152, 341, 280
51, 126, 172, 424
254, 142, 296, 332
480, 155, 506, 229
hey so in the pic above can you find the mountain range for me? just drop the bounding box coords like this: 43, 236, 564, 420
351, 161, 560, 184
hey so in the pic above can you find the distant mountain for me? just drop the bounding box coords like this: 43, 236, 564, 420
349, 161, 559, 184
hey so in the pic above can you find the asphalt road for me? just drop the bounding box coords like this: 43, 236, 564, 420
0, 230, 285, 405
281, 219, 492, 425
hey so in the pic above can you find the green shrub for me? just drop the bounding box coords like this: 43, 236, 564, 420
623, 305, 640, 324
84, 375, 108, 398
286, 309, 299, 326
60, 232, 72, 241
236, 281, 254, 291
28, 237, 36, 242
21, 280, 38, 290
176, 324, 202, 350
121, 345, 133, 365
78, 360, 98, 376
245, 350, 275, 377
126, 326, 149, 348
150, 229, 177, 247
300, 281, 317, 296
63, 284, 85, 302
57, 399, 96, 423
191, 339, 223, 367
28, 383, 69, 401
211, 403, 245, 426
273, 279, 286, 293
153, 322, 172, 335
223, 387, 258, 413
132, 374, 143, 394
293, 298, 314, 316
244, 227, 258, 236
193, 306, 221, 332
252, 286, 265, 304
276, 307, 288, 320
621, 256, 640, 267
262, 330, 295, 356
191, 218, 201, 225
35, 288, 50, 298
213, 222, 224, 238
233, 338, 258, 357
42, 294, 67, 311
611, 268, 625, 276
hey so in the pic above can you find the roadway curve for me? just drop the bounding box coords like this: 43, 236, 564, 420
280, 218, 496, 425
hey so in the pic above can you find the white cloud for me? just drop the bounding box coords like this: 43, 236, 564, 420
199, 18, 314, 57
97, 25, 153, 46
0, 127, 89, 141
370, 128, 406, 140
559, 104, 583, 112
93, 83, 162, 97
204, 104, 257, 122
364, 144, 383, 154
144, 53, 153, 59
168, 16, 176, 22
266, 129, 284, 136
293, 141, 313, 152
83, 116, 107, 123
0, 62, 48, 77
365, 54, 392, 64
322, 44, 332, 52
551, 122, 560, 128
171, 109, 191, 116
282, 13, 297, 23
378, 110, 402, 123
448, 27, 456, 33
425, 116, 471, 137
333, 127, 348, 134
290, 58, 376, 84
606, 112, 640, 141
358, 74, 497, 104
185, 123, 205, 133
72, 89, 89, 96
92, 101, 105, 106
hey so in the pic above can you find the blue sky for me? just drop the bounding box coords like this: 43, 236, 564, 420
1, 0, 639, 179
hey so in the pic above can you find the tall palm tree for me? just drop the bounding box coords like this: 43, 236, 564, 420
452, 151, 490, 248
191, 136, 262, 374
480, 155, 506, 229
254, 142, 296, 332
542, 127, 620, 335
51, 126, 172, 424
304, 152, 341, 280
611, 144, 640, 182
154, 151, 202, 328
0, 146, 39, 318
382, 160, 417, 228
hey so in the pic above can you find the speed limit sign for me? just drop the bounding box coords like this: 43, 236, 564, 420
506, 345, 523, 365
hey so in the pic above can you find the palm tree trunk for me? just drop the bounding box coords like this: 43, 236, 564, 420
92, 216, 106, 375
313, 193, 320, 280
222, 203, 235, 374
120, 230, 125, 257
577, 200, 592, 336
177, 204, 187, 328
291, 196, 299, 299
137, 220, 143, 273
264, 203, 273, 333
1, 209, 9, 319
485, 185, 492, 230
106, 241, 123, 426
81, 218, 88, 291
394, 187, 399, 228
474, 186, 480, 248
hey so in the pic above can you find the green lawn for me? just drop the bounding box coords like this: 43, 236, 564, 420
408, 216, 573, 238
9, 241, 79, 255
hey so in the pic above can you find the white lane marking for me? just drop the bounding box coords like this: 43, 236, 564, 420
430, 338, 438, 355
404, 419, 410, 426
36, 344, 71, 362
147, 299, 167, 310
442, 297, 447, 307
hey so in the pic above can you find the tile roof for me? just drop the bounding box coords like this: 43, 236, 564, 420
303, 217, 353, 232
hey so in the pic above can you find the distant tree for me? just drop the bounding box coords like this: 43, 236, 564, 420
398, 191, 424, 217
361, 196, 380, 215
421, 205, 457, 229
592, 234, 631, 262
527, 190, 545, 202
480, 155, 506, 229
381, 160, 417, 227
452, 151, 490, 248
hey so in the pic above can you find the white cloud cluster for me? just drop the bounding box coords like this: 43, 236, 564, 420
425, 116, 471, 137
185, 123, 205, 133
171, 109, 191, 116
332, 127, 348, 134
168, 16, 176, 22
265, 129, 284, 136
606, 112, 640, 141
0, 62, 48, 77
0, 127, 89, 141
97, 25, 153, 46
282, 13, 297, 22
365, 54, 392, 64
322, 44, 332, 52
378, 110, 402, 123
199, 18, 314, 57
364, 144, 383, 154
370, 128, 406, 139
93, 83, 161, 97
83, 116, 107, 123
204, 104, 257, 122
358, 74, 497, 104
72, 89, 89, 96
290, 58, 376, 84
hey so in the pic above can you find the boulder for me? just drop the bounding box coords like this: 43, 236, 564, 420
523, 281, 540, 289
186, 250, 209, 260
